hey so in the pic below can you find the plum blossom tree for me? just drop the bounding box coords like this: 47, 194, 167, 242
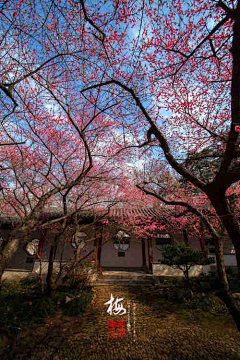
1, 0, 240, 329
0, 0, 130, 284
78, 0, 240, 329
0, 103, 124, 284
79, 0, 239, 263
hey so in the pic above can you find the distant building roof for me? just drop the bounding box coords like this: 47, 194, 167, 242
0, 205, 164, 229
106, 206, 162, 220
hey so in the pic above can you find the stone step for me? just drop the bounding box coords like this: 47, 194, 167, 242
101, 275, 153, 280
95, 270, 161, 286
102, 267, 144, 271
95, 278, 155, 286
95, 280, 154, 286
95, 283, 153, 286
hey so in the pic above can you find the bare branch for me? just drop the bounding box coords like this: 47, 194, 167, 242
0, 83, 18, 106
0, 141, 26, 146
216, 1, 236, 17
79, 0, 105, 43
82, 79, 207, 191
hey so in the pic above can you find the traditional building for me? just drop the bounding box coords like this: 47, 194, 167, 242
0, 206, 237, 276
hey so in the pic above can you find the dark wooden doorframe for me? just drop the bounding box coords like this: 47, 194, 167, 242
183, 229, 189, 244
36, 228, 47, 260
97, 227, 103, 265
141, 238, 146, 267
147, 237, 153, 273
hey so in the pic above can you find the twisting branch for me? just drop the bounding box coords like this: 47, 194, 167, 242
82, 79, 207, 191
217, 0, 236, 17
209, 38, 217, 58
79, 0, 105, 43
3, 53, 70, 88
0, 84, 18, 107
136, 184, 219, 239
177, 15, 231, 71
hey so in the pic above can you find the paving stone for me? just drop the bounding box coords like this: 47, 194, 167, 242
3, 284, 240, 360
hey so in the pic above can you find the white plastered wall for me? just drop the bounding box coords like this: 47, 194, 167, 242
100, 226, 143, 268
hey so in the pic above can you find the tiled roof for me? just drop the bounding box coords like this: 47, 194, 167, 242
108, 207, 162, 219
0, 205, 163, 228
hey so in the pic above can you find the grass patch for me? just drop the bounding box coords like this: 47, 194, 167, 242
0, 278, 94, 336
0, 284, 239, 360
54, 285, 94, 316
153, 271, 240, 293
139, 272, 240, 326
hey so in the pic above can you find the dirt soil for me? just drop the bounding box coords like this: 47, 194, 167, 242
1, 285, 240, 360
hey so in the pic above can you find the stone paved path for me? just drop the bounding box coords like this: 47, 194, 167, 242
9, 285, 239, 360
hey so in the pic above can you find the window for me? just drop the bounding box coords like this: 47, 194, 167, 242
156, 234, 171, 251
208, 247, 215, 255
207, 244, 235, 255
118, 252, 125, 257
71, 232, 87, 250
113, 230, 130, 251
26, 239, 39, 256
205, 238, 215, 255
206, 238, 235, 255
206, 239, 214, 249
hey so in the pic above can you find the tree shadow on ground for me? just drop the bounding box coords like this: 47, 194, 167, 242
1, 284, 240, 360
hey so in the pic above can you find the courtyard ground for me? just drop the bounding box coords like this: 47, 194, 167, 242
1, 284, 240, 360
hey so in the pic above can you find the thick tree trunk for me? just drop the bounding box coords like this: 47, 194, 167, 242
212, 0, 240, 281
0, 238, 19, 290
216, 289, 240, 331
46, 245, 57, 298
209, 193, 240, 281
212, 235, 240, 331
183, 268, 190, 285
234, 242, 240, 283
213, 236, 229, 290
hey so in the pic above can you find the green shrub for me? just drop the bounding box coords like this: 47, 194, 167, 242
168, 278, 183, 286
196, 281, 212, 292
0, 280, 95, 335
225, 267, 234, 276
53, 285, 84, 304
181, 293, 209, 311
19, 277, 43, 294
228, 273, 240, 293
0, 293, 57, 335
61, 287, 94, 316
19, 277, 39, 287
190, 273, 220, 293
1, 282, 23, 296
160, 242, 215, 283
191, 272, 240, 293
168, 288, 229, 314
208, 295, 228, 315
